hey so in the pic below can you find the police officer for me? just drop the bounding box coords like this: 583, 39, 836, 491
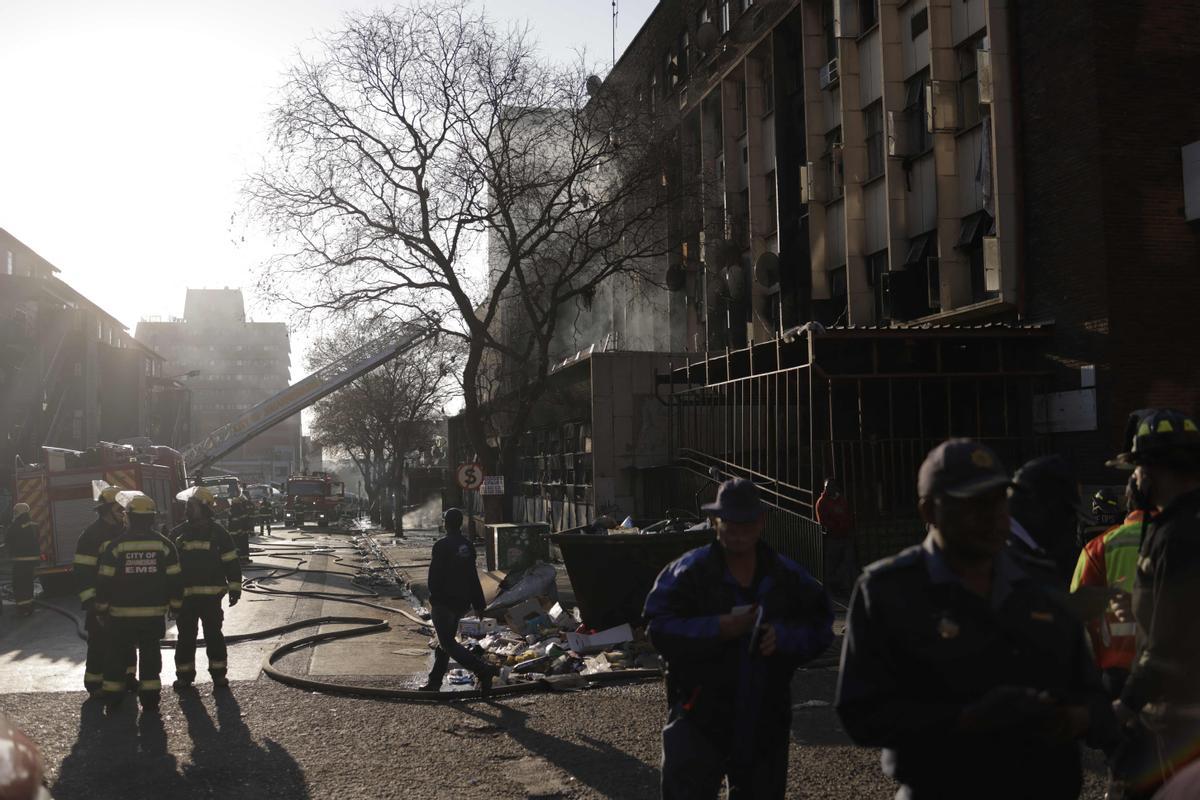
417, 508, 498, 694
836, 439, 1110, 799
95, 495, 182, 711
74, 486, 133, 695
1007, 454, 1085, 589
644, 478, 834, 799
170, 487, 242, 691
1107, 409, 1200, 797
3, 503, 41, 617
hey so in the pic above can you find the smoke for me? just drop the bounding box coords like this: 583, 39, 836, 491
403, 492, 442, 531
550, 268, 673, 360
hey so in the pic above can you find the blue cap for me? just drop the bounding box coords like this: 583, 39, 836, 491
701, 478, 767, 522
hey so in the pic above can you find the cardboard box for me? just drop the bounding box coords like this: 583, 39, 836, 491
504, 598, 551, 635
565, 623, 635, 654
458, 617, 498, 637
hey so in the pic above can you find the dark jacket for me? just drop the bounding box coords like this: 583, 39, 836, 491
643, 541, 834, 753
836, 534, 1108, 799
170, 518, 243, 601
1122, 488, 1200, 711
74, 516, 124, 609
5, 516, 41, 561
427, 531, 485, 615
95, 527, 183, 622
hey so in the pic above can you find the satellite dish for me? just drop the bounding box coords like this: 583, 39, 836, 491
754, 251, 780, 287
585, 75, 604, 96
695, 21, 719, 53
723, 263, 747, 303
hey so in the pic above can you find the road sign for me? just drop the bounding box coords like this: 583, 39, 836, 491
480, 476, 505, 496
455, 463, 484, 490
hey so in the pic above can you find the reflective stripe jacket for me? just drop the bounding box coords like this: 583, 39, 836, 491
74, 516, 124, 609
1070, 511, 1146, 671
4, 517, 41, 561
95, 529, 183, 619
1122, 489, 1200, 711
170, 519, 242, 599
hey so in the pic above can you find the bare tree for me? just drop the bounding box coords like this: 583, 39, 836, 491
248, 0, 682, 495
307, 319, 461, 529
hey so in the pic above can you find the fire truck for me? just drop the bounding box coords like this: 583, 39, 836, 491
10, 326, 430, 594
283, 473, 344, 528
13, 441, 187, 594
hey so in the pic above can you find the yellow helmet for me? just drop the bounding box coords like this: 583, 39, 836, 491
13, 503, 31, 517
190, 487, 216, 508
97, 486, 122, 506
126, 495, 157, 516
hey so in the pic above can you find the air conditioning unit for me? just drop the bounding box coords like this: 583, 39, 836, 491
887, 109, 914, 157
976, 49, 994, 105
926, 256, 942, 310
819, 59, 840, 90
925, 80, 959, 132
799, 162, 831, 204
982, 235, 1001, 292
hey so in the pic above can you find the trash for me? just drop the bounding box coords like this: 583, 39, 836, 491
486, 562, 559, 613
458, 617, 498, 637
504, 597, 554, 635
581, 654, 613, 675
566, 623, 635, 654
793, 700, 830, 709
447, 670, 473, 685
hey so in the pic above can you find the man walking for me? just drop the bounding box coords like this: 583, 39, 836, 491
95, 495, 183, 711
836, 439, 1111, 799
644, 478, 834, 799
3, 503, 41, 617
74, 486, 131, 695
417, 508, 499, 694
170, 487, 242, 691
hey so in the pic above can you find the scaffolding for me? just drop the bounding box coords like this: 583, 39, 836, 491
663, 322, 1054, 573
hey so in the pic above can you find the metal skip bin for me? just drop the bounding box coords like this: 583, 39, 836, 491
548, 530, 715, 631
486, 523, 551, 572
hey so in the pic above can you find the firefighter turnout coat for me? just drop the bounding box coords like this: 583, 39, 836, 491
95, 530, 183, 621
73, 517, 124, 609
170, 519, 242, 601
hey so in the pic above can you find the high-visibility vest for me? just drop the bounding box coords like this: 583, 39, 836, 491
1071, 512, 1147, 671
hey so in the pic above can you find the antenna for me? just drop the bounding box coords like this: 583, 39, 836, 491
612, 0, 618, 67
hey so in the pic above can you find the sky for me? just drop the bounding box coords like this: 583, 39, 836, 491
0, 0, 657, 379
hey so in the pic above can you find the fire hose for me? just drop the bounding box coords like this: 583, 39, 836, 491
29, 535, 663, 703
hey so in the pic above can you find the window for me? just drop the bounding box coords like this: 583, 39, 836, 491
762, 56, 774, 114
957, 37, 987, 130
865, 102, 884, 179
823, 0, 837, 62
866, 250, 888, 320
3, 250, 11, 275
860, 0, 878, 31
830, 265, 848, 303
696, 3, 711, 29
648, 70, 657, 112
678, 30, 690, 79
825, 126, 844, 199
910, 7, 928, 39
720, 0, 731, 32
666, 48, 679, 89
905, 69, 932, 155
765, 170, 778, 232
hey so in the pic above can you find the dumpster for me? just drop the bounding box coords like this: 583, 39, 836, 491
548, 529, 714, 630
486, 523, 551, 572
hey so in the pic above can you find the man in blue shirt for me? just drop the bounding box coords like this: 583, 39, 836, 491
644, 478, 834, 799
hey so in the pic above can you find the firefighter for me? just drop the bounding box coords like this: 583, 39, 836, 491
257, 497, 272, 536
73, 486, 134, 695
95, 495, 182, 711
228, 496, 251, 563
170, 487, 242, 691
3, 503, 41, 617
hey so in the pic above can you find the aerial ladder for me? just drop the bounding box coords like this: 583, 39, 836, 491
181, 327, 433, 476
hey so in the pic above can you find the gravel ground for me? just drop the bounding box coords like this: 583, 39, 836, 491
1, 672, 1109, 799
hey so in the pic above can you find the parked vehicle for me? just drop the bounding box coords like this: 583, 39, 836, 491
283, 472, 344, 528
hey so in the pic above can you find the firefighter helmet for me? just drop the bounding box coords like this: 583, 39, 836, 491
190, 487, 216, 508
1108, 408, 1200, 469
96, 486, 122, 508
125, 495, 157, 516
12, 503, 30, 517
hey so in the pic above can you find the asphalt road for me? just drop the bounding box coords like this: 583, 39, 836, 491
0, 523, 1109, 799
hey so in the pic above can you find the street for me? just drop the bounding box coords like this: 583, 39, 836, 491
0, 522, 1110, 799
